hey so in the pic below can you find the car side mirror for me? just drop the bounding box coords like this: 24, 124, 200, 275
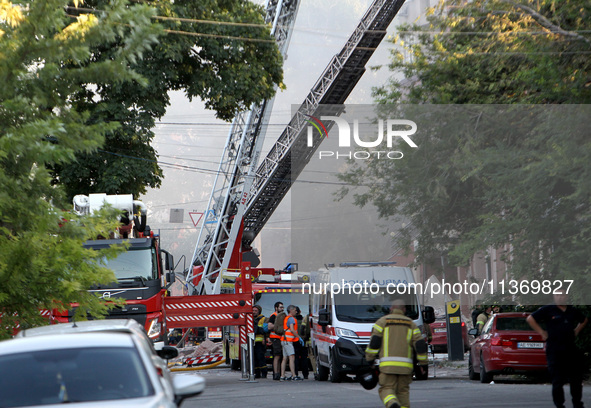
468, 328, 479, 337
157, 345, 179, 360
422, 306, 435, 324
173, 374, 205, 406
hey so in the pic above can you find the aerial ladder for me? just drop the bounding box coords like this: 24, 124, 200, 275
165, 0, 406, 377
186, 0, 407, 296
187, 0, 301, 295
162, 0, 301, 375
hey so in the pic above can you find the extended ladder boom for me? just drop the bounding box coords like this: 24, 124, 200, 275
189, 0, 301, 295
243, 0, 406, 243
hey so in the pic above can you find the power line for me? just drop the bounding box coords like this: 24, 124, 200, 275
432, 51, 591, 55
162, 28, 274, 43
67, 7, 275, 43
156, 122, 288, 126
98, 148, 357, 187
398, 30, 591, 35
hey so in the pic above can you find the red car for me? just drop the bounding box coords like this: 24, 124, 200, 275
468, 312, 547, 383
429, 318, 471, 353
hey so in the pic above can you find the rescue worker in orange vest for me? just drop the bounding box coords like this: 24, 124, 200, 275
268, 302, 284, 380
280, 304, 304, 381
253, 305, 268, 378
365, 299, 428, 408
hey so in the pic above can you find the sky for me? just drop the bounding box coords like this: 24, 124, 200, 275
140, 0, 426, 273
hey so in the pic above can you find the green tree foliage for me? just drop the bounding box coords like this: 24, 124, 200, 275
53, 0, 284, 199
0, 0, 161, 338
337, 0, 591, 300
375, 0, 590, 105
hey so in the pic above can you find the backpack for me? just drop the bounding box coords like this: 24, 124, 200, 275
274, 312, 287, 336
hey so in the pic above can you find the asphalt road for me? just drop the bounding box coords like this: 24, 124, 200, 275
180, 367, 591, 408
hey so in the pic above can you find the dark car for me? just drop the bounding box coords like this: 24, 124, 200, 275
468, 312, 547, 383
429, 318, 471, 353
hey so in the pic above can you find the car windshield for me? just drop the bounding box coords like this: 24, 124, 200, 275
496, 317, 536, 331
0, 347, 154, 407
99, 247, 156, 281
334, 292, 419, 323
254, 291, 309, 316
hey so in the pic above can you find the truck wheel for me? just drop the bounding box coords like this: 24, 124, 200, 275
479, 354, 492, 383
468, 352, 479, 381
329, 348, 343, 383
314, 350, 328, 381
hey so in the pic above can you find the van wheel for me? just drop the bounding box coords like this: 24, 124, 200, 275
479, 354, 492, 383
329, 349, 343, 383
315, 350, 328, 381
468, 352, 479, 381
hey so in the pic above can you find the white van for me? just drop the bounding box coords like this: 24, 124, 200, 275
308, 263, 435, 382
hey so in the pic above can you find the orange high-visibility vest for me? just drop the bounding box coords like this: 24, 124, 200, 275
282, 315, 298, 342
269, 312, 281, 339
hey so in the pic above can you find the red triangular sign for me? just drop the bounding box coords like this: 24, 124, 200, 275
189, 212, 204, 227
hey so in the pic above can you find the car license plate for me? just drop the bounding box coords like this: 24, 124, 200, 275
434, 328, 446, 333
517, 342, 543, 349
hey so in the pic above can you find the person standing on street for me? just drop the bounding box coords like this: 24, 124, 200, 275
252, 305, 268, 379
476, 306, 492, 335
471, 303, 483, 328
365, 299, 428, 408
268, 302, 284, 380
294, 306, 309, 379
527, 290, 588, 408
280, 304, 303, 381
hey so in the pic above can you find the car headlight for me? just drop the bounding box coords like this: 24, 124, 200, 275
335, 327, 359, 338
147, 318, 162, 339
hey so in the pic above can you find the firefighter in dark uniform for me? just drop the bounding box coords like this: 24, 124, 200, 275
476, 306, 492, 335
365, 299, 428, 408
528, 290, 588, 408
253, 305, 268, 378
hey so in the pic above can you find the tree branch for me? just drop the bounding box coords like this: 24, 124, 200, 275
501, 0, 590, 45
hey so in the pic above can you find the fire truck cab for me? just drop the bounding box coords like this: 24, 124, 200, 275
54, 194, 176, 347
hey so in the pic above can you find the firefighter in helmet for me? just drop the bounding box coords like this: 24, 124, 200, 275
365, 299, 428, 408
253, 305, 268, 378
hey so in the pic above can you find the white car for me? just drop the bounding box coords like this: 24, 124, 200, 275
3, 322, 204, 407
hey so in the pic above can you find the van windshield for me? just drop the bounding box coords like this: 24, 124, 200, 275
334, 292, 419, 323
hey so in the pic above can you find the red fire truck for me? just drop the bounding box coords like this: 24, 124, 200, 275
51, 193, 176, 347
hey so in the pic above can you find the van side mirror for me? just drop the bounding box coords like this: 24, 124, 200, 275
422, 306, 435, 324
318, 308, 331, 327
